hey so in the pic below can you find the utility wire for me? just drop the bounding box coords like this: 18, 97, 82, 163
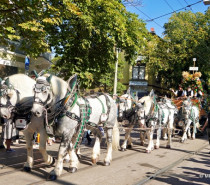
133, 6, 164, 29
163, 0, 175, 12
183, 0, 194, 12
146, 0, 202, 22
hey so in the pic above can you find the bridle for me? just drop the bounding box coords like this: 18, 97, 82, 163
33, 80, 53, 108
0, 84, 17, 113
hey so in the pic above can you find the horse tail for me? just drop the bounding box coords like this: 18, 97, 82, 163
112, 119, 120, 150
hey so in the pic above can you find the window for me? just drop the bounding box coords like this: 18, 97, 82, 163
132, 65, 145, 80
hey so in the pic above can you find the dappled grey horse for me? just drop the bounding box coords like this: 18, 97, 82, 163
157, 97, 178, 148
31, 74, 119, 180
0, 74, 55, 172
179, 98, 199, 142
118, 93, 145, 151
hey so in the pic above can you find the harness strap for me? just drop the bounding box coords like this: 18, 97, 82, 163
96, 97, 105, 114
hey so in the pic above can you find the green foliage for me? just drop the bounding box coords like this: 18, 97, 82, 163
145, 10, 210, 90
50, 0, 148, 90
0, 0, 78, 58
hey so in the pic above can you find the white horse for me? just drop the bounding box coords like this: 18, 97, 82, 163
180, 99, 199, 142
0, 74, 55, 171
31, 74, 119, 180
157, 97, 178, 148
138, 93, 160, 153
118, 93, 139, 151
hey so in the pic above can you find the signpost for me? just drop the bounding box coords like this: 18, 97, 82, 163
189, 58, 198, 74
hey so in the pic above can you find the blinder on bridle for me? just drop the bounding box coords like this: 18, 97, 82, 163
33, 76, 52, 107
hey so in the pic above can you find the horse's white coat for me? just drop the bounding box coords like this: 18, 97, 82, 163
31, 75, 119, 178
180, 100, 199, 142
0, 74, 54, 170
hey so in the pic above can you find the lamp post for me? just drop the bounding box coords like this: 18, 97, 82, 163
113, 48, 120, 95
193, 58, 196, 74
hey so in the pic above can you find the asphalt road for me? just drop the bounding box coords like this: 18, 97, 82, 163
0, 130, 209, 185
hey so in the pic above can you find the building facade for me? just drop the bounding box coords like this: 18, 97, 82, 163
0, 46, 51, 78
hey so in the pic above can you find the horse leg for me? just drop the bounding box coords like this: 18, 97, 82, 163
76, 147, 82, 159
181, 120, 191, 143
49, 133, 72, 180
68, 146, 79, 173
121, 125, 134, 151
140, 130, 146, 146
23, 130, 34, 172
39, 130, 55, 166
104, 128, 113, 166
192, 120, 196, 140
92, 136, 101, 164
155, 124, 161, 149
146, 126, 154, 153
187, 127, 191, 138
162, 127, 168, 140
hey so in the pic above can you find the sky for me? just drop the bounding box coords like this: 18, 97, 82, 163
124, 0, 209, 37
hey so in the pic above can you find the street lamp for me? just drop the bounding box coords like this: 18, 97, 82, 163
113, 48, 121, 95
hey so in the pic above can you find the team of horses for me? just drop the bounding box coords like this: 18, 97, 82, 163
0, 73, 201, 180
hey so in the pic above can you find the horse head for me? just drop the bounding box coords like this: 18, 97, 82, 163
182, 100, 192, 119
118, 94, 133, 120
0, 78, 19, 119
32, 74, 75, 117
136, 102, 145, 125
32, 75, 53, 117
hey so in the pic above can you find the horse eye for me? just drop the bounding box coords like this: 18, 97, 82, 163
43, 91, 47, 94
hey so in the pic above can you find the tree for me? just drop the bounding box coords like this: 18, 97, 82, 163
0, 0, 78, 58
50, 0, 148, 88
145, 10, 210, 91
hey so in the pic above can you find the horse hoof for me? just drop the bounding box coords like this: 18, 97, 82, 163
77, 154, 82, 159
166, 145, 171, 149
127, 145, 132, 149
146, 150, 151, 153
50, 157, 55, 166
120, 148, 126, 152
68, 167, 77, 173
180, 140, 184, 143
140, 142, 144, 146
47, 174, 57, 181
92, 158, 98, 164
23, 166, 31, 172
154, 145, 159, 149
192, 137, 195, 140
104, 162, 110, 166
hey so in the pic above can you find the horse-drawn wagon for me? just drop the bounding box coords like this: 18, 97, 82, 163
173, 98, 207, 136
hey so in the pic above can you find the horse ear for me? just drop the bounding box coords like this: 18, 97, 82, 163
149, 89, 154, 97
5, 78, 10, 86
67, 74, 77, 92
46, 74, 52, 83
32, 70, 39, 78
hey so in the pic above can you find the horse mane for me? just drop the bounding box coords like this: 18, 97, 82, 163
43, 74, 68, 100
139, 95, 153, 116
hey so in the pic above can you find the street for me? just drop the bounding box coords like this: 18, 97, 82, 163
0, 130, 209, 185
